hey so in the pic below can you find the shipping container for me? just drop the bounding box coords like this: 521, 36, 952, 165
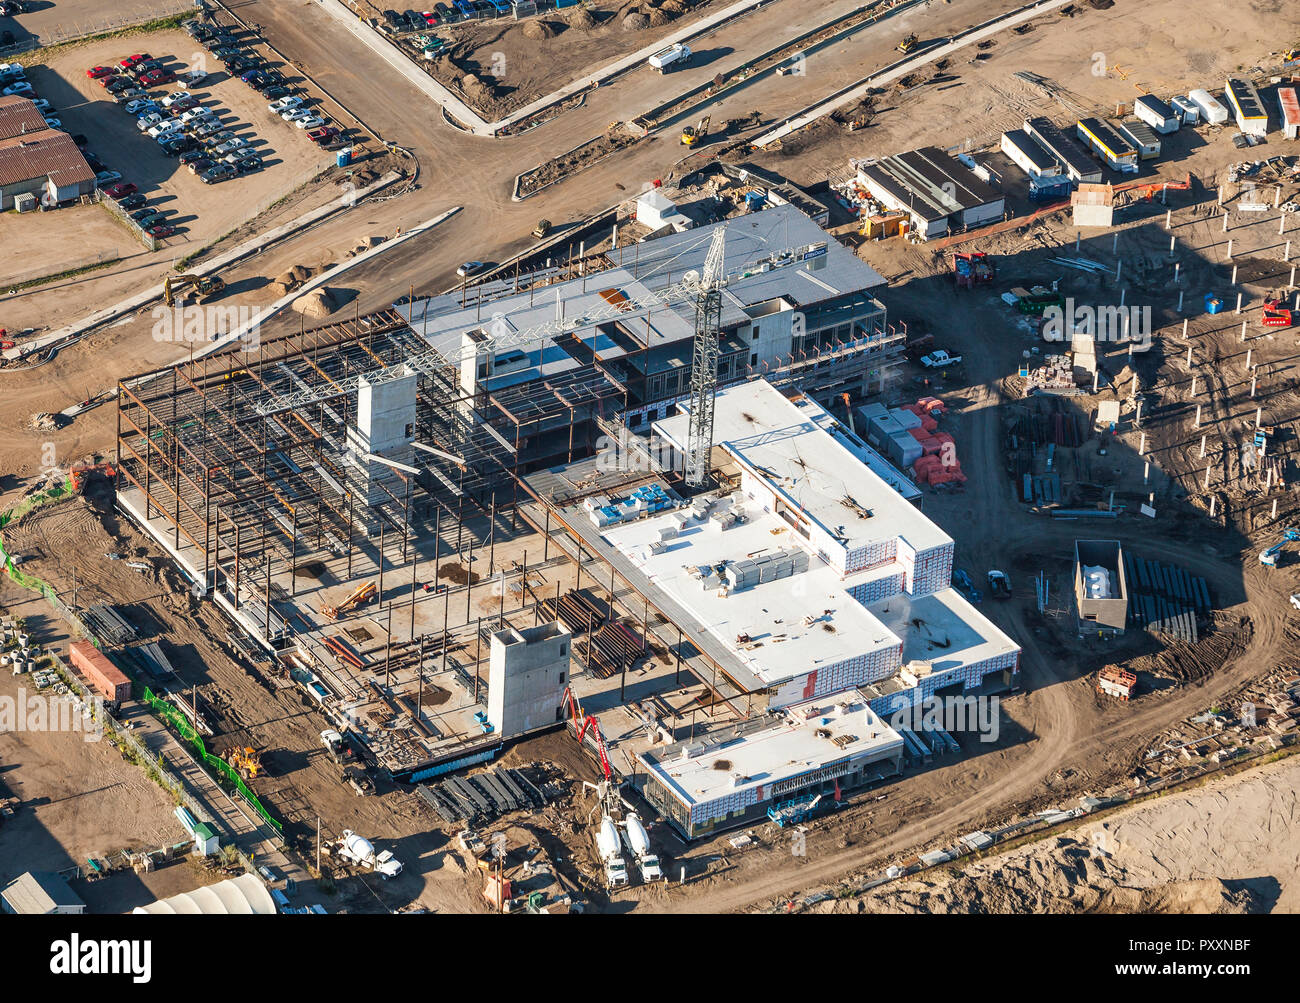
1279, 87, 1299, 141
1134, 94, 1179, 134
68, 640, 131, 703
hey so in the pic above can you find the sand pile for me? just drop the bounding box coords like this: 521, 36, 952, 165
567, 7, 596, 29
291, 288, 338, 319
521, 19, 556, 39
660, 0, 686, 10
647, 8, 673, 26
623, 11, 649, 30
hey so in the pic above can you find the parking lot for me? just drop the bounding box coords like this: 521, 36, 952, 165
22, 24, 335, 251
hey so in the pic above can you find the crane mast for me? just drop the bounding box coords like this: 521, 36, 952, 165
685, 227, 727, 488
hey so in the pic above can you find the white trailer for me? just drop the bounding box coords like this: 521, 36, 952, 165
648, 43, 691, 73
1134, 95, 1179, 135
1169, 95, 1200, 125
1187, 88, 1229, 125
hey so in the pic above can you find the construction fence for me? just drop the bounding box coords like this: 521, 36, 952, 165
141, 685, 284, 835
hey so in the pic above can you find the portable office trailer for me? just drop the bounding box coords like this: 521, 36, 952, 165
1076, 119, 1139, 173
1134, 95, 1179, 134
1116, 119, 1161, 160
1000, 129, 1062, 178
1278, 87, 1299, 140
1187, 88, 1229, 125
1169, 95, 1200, 125
1224, 77, 1267, 137
1023, 117, 1103, 183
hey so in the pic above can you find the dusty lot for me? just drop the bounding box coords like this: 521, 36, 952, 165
0, 0, 189, 50
816, 753, 1300, 914
1, 203, 140, 287
418, 0, 724, 120
0, 620, 183, 884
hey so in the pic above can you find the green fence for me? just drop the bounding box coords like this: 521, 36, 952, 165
141, 686, 284, 835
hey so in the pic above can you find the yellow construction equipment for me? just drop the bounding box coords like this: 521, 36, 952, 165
680, 115, 711, 147
225, 746, 263, 780
321, 581, 377, 621
163, 273, 226, 307
897, 33, 918, 54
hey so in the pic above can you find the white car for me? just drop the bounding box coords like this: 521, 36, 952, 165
94, 171, 122, 186
281, 107, 311, 123
268, 95, 302, 112
215, 137, 246, 154
136, 113, 163, 131
180, 108, 216, 124
295, 115, 325, 130
147, 121, 182, 138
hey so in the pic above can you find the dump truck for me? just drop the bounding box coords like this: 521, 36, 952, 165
620, 812, 663, 883
338, 830, 402, 879
596, 814, 629, 887
648, 42, 691, 73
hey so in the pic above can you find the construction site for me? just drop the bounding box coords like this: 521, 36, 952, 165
3, 0, 1300, 931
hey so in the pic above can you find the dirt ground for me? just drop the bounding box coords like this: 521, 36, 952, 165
0, 632, 183, 885
2, 203, 140, 287
423, 0, 721, 120
0, 0, 188, 50
814, 752, 1300, 914
2, 0, 1300, 916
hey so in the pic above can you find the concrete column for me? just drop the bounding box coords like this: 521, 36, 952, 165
1285, 240, 1291, 262
1256, 406, 1263, 428
1199, 433, 1206, 457
1210, 495, 1217, 516
1222, 212, 1228, 232
1177, 290, 1184, 312
1204, 465, 1211, 488
1242, 320, 1248, 341
1139, 431, 1146, 455
1165, 208, 1172, 229
1273, 499, 1278, 519
1190, 375, 1197, 397
1144, 460, 1150, 484
1195, 404, 1202, 429
1231, 265, 1238, 286
1186, 343, 1193, 365
1235, 292, 1242, 313
1173, 261, 1180, 283
1183, 319, 1189, 341
1116, 259, 1123, 281
1246, 348, 1252, 368
1169, 234, 1176, 256
1120, 287, 1127, 307
1113, 232, 1119, 254
1251, 372, 1258, 398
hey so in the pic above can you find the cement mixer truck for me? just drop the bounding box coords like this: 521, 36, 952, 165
621, 811, 663, 883
338, 830, 403, 879
596, 815, 629, 888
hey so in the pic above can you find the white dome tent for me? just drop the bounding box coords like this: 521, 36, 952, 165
133, 873, 276, 915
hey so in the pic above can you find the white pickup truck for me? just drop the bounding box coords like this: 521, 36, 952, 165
919, 349, 962, 369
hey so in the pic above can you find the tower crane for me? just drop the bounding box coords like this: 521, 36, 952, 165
251, 228, 830, 422
684, 226, 727, 488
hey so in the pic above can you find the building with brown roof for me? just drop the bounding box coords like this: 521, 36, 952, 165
0, 95, 95, 210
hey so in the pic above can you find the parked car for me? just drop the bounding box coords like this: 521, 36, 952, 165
105, 77, 134, 92
146, 224, 178, 238
179, 150, 209, 167
186, 157, 215, 175
136, 113, 163, 131
140, 69, 176, 87
180, 107, 215, 124
119, 53, 152, 69
201, 164, 236, 184
457, 260, 489, 278
112, 88, 145, 104
261, 85, 290, 100
2, 80, 33, 96
94, 170, 122, 186
104, 182, 138, 198
295, 115, 325, 130
86, 65, 116, 79
282, 107, 312, 123
161, 136, 195, 155
30, 98, 51, 112
117, 193, 147, 210
147, 121, 182, 139
130, 208, 165, 224
307, 125, 339, 143
236, 154, 263, 173
124, 98, 157, 115
178, 69, 208, 89
268, 95, 303, 112
214, 137, 246, 154
41, 117, 61, 129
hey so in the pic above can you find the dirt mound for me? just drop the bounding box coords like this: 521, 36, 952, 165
291, 288, 338, 319
623, 11, 649, 30
659, 0, 686, 11
567, 7, 596, 29
521, 19, 556, 40
647, 8, 673, 26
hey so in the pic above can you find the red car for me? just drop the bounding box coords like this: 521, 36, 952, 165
119, 53, 151, 69
86, 65, 116, 79
146, 224, 177, 238
307, 126, 339, 143
140, 69, 176, 87
104, 182, 138, 199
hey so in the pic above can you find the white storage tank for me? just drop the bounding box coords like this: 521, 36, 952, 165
1187, 89, 1229, 125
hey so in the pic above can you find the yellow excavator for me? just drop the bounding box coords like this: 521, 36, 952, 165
681, 115, 711, 147
163, 272, 226, 307
897, 33, 918, 54
225, 746, 263, 781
